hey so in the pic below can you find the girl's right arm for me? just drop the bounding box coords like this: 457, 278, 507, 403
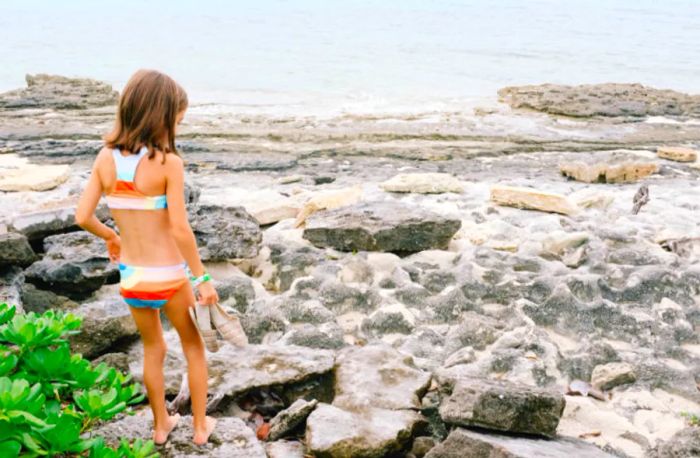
165, 155, 218, 305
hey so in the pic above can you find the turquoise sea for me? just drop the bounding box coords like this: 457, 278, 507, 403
2, 0, 699, 115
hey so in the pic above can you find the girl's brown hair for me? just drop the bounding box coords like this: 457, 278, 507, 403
104, 69, 188, 161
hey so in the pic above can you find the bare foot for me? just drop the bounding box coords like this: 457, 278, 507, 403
153, 413, 181, 445
193, 416, 217, 446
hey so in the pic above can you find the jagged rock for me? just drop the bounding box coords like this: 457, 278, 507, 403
428, 287, 476, 322
190, 205, 261, 261
395, 327, 446, 371
425, 428, 615, 458
332, 343, 431, 410
498, 83, 700, 117
590, 362, 637, 390
266, 242, 325, 292
277, 299, 336, 324
651, 427, 700, 458
560, 160, 658, 184
657, 146, 698, 163
240, 301, 287, 344
20, 283, 77, 313
0, 154, 70, 191
0, 232, 36, 266
380, 173, 464, 194
443, 312, 503, 353
438, 378, 565, 437
490, 185, 578, 215
303, 201, 461, 253
361, 303, 416, 336
278, 323, 345, 350
129, 338, 335, 403
69, 287, 139, 359
0, 74, 119, 109
268, 398, 318, 441
91, 414, 266, 458
306, 403, 423, 458
215, 275, 255, 313
318, 280, 380, 314
23, 231, 118, 299
0, 266, 24, 311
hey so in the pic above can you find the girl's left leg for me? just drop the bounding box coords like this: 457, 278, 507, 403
128, 306, 180, 444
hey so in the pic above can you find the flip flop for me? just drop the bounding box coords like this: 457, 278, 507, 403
210, 302, 248, 348
189, 303, 219, 353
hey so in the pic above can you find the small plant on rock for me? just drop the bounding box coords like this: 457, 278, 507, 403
0, 302, 156, 457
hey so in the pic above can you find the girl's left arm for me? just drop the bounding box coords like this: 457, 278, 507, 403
75, 151, 120, 262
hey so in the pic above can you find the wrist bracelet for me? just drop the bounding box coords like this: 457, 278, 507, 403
191, 272, 212, 288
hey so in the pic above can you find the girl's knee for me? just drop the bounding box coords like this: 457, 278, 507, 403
144, 340, 168, 360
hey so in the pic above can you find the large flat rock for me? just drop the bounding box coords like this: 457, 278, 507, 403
657, 146, 698, 162
498, 83, 700, 118
439, 378, 565, 438
333, 343, 431, 410
303, 201, 461, 253
560, 160, 658, 184
490, 185, 578, 215
129, 338, 335, 401
306, 403, 422, 458
0, 73, 118, 110
425, 428, 615, 458
0, 154, 70, 191
10, 204, 111, 241
91, 414, 266, 458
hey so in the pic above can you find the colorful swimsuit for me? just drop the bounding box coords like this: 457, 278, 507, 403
106, 147, 187, 309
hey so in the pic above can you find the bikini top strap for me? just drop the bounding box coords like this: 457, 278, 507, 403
113, 146, 148, 182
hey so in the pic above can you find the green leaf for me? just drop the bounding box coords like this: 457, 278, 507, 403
0, 440, 20, 458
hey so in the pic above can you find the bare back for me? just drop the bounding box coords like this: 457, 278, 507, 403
97, 147, 184, 266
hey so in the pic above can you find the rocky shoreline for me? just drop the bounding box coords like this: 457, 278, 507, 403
1, 75, 700, 457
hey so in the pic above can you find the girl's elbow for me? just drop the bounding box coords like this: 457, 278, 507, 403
74, 211, 90, 228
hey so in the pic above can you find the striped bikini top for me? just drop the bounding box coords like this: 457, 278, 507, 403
105, 147, 167, 210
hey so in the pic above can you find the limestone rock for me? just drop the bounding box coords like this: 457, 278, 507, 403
20, 283, 77, 313
425, 428, 615, 458
439, 378, 565, 437
332, 343, 431, 410
24, 231, 118, 299
0, 232, 36, 267
560, 161, 658, 184
278, 323, 345, 350
490, 185, 578, 215
657, 146, 698, 162
362, 303, 416, 336
380, 173, 464, 194
265, 440, 306, 458
69, 287, 139, 359
294, 186, 363, 227
0, 154, 70, 191
190, 205, 262, 261
268, 398, 318, 441
652, 427, 700, 458
129, 339, 335, 401
11, 204, 110, 242
303, 201, 461, 253
306, 403, 422, 458
91, 414, 266, 458
0, 74, 119, 110
590, 362, 636, 390
498, 83, 700, 118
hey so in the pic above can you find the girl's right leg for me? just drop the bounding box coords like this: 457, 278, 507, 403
163, 282, 216, 445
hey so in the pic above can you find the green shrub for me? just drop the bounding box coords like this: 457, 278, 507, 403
0, 303, 156, 457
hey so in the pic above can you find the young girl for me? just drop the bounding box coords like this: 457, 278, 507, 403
75, 69, 217, 445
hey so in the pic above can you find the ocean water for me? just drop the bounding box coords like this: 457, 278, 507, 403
1, 0, 699, 116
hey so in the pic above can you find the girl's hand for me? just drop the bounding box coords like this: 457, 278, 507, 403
105, 233, 121, 263
197, 281, 219, 306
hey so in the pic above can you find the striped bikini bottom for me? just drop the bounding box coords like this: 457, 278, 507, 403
118, 263, 188, 309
